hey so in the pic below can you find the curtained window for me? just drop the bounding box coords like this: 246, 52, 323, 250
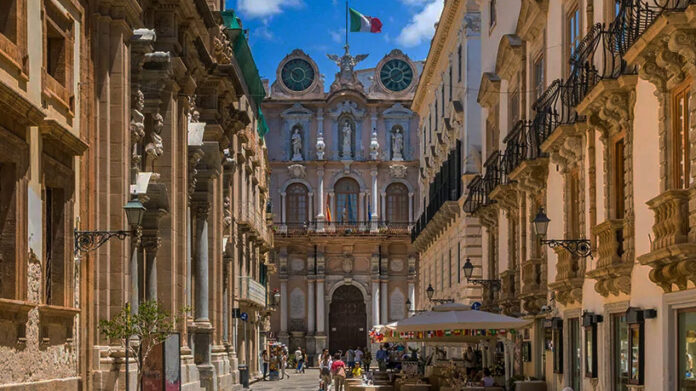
286, 183, 308, 225
386, 183, 409, 223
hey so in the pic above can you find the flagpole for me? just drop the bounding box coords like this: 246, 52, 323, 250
345, 0, 349, 47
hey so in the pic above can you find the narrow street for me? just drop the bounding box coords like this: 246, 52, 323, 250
249, 369, 322, 391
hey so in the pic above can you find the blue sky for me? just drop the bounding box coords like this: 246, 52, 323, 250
227, 0, 444, 89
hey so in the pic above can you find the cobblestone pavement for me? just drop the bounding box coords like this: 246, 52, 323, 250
249, 368, 321, 390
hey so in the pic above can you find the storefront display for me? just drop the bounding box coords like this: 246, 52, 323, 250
678, 309, 696, 390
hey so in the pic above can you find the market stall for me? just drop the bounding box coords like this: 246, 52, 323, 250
369, 304, 529, 390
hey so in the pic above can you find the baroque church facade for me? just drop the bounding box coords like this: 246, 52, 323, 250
263, 47, 422, 358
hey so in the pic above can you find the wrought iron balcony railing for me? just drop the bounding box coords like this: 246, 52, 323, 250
463, 175, 486, 214
614, 0, 696, 55
532, 79, 581, 144
501, 120, 539, 175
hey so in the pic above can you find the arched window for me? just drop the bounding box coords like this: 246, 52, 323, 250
335, 178, 359, 223
286, 183, 308, 225
386, 183, 409, 223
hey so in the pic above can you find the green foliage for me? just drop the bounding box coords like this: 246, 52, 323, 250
99, 301, 179, 389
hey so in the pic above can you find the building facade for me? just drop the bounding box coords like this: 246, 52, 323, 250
0, 2, 273, 390
410, 0, 483, 324
460, 0, 696, 390
264, 47, 421, 360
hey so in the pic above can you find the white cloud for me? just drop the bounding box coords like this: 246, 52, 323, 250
396, 0, 444, 47
329, 28, 346, 44
236, 0, 302, 19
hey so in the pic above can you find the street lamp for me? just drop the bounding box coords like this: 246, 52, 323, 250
533, 207, 592, 258
74, 199, 146, 254
462, 257, 501, 289
425, 284, 454, 304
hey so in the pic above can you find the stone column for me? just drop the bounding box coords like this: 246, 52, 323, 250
317, 167, 325, 229
130, 230, 142, 313
381, 192, 387, 222
372, 281, 380, 325
280, 279, 288, 333
371, 169, 379, 231
280, 191, 287, 224
144, 236, 160, 300
408, 192, 414, 223
408, 282, 415, 310
195, 204, 211, 323
316, 279, 325, 333
380, 279, 388, 324
307, 278, 315, 334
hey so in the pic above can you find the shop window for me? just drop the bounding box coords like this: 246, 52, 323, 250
672, 81, 691, 190
583, 312, 603, 378
0, 163, 18, 299
0, 0, 18, 43
678, 308, 696, 390
386, 183, 408, 223
626, 307, 646, 385
570, 318, 582, 391
552, 317, 563, 373
286, 183, 308, 225
613, 313, 629, 391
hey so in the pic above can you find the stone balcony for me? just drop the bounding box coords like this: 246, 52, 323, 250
498, 269, 520, 315
587, 219, 632, 296
637, 189, 696, 292
548, 247, 583, 305
520, 257, 547, 313
239, 276, 266, 308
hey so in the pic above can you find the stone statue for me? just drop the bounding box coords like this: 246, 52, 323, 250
316, 133, 326, 160
392, 128, 404, 161
341, 119, 352, 159
370, 128, 380, 160
291, 127, 303, 161
144, 112, 165, 174
327, 45, 368, 91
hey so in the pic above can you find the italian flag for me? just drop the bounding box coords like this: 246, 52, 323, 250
349, 8, 382, 33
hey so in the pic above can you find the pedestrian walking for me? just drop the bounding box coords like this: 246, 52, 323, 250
280, 349, 288, 380
464, 346, 476, 377
301, 348, 307, 373
295, 347, 303, 373
354, 346, 363, 367
319, 352, 333, 391
376, 344, 389, 372
362, 350, 372, 372
346, 347, 355, 372
262, 349, 269, 380
330, 353, 347, 391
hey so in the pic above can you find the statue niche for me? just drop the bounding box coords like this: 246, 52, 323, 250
339, 116, 355, 160
290, 125, 303, 161
391, 125, 404, 161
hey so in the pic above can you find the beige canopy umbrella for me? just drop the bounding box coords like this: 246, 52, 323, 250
393, 303, 530, 332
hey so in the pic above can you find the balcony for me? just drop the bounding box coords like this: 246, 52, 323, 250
462, 152, 501, 223
241, 276, 267, 308
638, 189, 696, 292
498, 269, 520, 315
548, 247, 584, 305
411, 141, 463, 247
587, 219, 632, 296
520, 257, 547, 314
275, 221, 413, 237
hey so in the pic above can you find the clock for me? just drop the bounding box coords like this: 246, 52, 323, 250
281, 58, 315, 92
380, 59, 414, 92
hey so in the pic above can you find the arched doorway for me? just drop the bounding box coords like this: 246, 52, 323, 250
329, 285, 367, 354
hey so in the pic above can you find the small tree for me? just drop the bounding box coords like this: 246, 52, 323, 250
99, 300, 176, 390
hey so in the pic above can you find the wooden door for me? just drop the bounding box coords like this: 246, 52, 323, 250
329, 285, 367, 355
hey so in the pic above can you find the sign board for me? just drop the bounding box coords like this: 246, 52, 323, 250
142, 333, 181, 391
471, 302, 482, 310
241, 312, 248, 321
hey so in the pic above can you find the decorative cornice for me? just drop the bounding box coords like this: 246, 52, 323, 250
411, 0, 464, 114
477, 72, 501, 108
494, 34, 524, 81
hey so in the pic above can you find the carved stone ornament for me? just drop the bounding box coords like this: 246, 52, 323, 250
316, 134, 326, 160
370, 128, 380, 160
390, 259, 404, 272
342, 255, 353, 274
287, 164, 306, 179
327, 45, 368, 92
389, 164, 407, 179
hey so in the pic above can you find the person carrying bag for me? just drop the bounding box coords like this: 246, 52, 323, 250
330, 353, 347, 391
